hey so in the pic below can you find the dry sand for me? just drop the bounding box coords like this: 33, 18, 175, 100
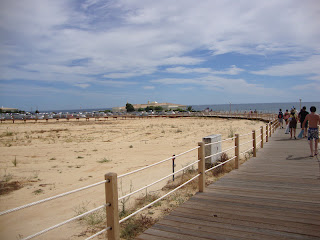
0, 117, 264, 239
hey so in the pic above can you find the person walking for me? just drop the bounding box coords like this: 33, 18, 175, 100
284, 109, 290, 126
289, 109, 297, 139
302, 106, 320, 157
278, 109, 284, 128
298, 106, 309, 138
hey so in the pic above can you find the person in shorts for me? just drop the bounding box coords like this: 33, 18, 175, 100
298, 106, 309, 137
302, 106, 320, 157
284, 109, 290, 125
289, 109, 297, 139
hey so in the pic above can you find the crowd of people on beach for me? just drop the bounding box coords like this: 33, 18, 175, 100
278, 106, 319, 157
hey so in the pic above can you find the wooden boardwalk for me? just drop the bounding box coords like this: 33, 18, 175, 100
137, 129, 320, 240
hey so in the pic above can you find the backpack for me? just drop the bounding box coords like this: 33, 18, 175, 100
278, 112, 283, 118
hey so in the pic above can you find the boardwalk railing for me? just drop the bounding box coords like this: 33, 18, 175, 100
0, 116, 279, 240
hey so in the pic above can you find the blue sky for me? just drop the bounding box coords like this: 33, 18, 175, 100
0, 0, 319, 111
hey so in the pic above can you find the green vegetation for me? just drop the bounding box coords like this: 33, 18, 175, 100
12, 156, 17, 167
33, 189, 44, 195
126, 103, 135, 112
73, 201, 105, 226
97, 157, 111, 163
228, 127, 235, 138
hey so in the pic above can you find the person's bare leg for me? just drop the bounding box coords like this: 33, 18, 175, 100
294, 128, 296, 138
310, 140, 314, 156
290, 128, 293, 139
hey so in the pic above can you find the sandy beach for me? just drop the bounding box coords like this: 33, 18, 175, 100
0, 117, 264, 239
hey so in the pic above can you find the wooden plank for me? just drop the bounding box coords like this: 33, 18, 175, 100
171, 206, 320, 236
184, 198, 320, 225
154, 220, 267, 240
157, 217, 318, 240
195, 191, 320, 211
207, 185, 320, 202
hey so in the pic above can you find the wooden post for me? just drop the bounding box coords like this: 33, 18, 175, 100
266, 124, 269, 142
235, 134, 239, 169
269, 122, 272, 137
105, 173, 120, 240
252, 130, 256, 157
260, 126, 264, 148
198, 142, 205, 192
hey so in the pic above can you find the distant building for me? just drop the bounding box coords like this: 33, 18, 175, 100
112, 101, 187, 112
0, 107, 19, 113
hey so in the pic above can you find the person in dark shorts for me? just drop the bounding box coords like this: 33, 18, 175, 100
298, 106, 309, 137
289, 109, 297, 139
302, 106, 320, 157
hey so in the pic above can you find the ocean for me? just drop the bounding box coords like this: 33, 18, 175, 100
192, 102, 320, 113
41, 102, 320, 114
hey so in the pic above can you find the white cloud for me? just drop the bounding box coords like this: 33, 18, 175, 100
74, 83, 90, 89
143, 86, 155, 90
251, 55, 320, 77
151, 76, 283, 96
1, 0, 319, 108
1, 0, 319, 85
165, 65, 244, 75
292, 83, 320, 91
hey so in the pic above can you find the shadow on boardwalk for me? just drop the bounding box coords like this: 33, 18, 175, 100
137, 129, 320, 240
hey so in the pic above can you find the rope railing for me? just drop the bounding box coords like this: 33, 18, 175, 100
118, 146, 200, 179
22, 204, 107, 240
240, 147, 254, 156
204, 146, 236, 160
119, 173, 201, 224
119, 159, 200, 201
239, 132, 252, 137
0, 180, 108, 216
239, 139, 253, 147
205, 156, 236, 173
204, 136, 236, 146
85, 228, 111, 240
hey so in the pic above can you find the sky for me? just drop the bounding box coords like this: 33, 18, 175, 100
0, 0, 319, 111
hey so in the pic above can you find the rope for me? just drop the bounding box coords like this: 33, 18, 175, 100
239, 132, 252, 137
204, 136, 236, 146
85, 228, 110, 240
205, 156, 236, 173
119, 174, 200, 224
256, 133, 262, 138
119, 160, 200, 201
0, 180, 108, 216
239, 139, 253, 147
204, 146, 236, 160
22, 205, 106, 240
240, 147, 254, 155
118, 146, 199, 179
